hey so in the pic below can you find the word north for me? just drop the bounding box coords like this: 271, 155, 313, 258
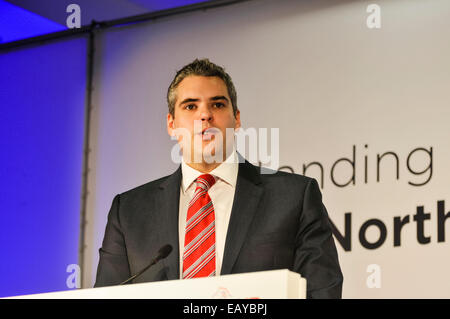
330, 200, 449, 251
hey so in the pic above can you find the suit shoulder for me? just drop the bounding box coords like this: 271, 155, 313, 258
253, 167, 321, 206
241, 160, 314, 189
119, 174, 172, 199
259, 167, 314, 187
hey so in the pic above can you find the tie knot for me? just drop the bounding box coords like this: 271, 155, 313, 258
196, 174, 216, 191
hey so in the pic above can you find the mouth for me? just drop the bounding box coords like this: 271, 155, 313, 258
198, 127, 218, 140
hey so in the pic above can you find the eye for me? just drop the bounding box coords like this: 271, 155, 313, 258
185, 104, 196, 110
213, 102, 225, 108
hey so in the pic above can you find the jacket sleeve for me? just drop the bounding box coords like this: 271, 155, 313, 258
94, 194, 131, 287
293, 178, 344, 298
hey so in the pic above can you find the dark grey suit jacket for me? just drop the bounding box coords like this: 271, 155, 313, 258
95, 159, 343, 298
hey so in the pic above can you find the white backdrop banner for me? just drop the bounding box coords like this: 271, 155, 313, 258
85, 0, 450, 298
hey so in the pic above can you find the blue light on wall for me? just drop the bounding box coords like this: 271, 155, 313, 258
0, 0, 217, 298
0, 0, 65, 44
0, 36, 87, 297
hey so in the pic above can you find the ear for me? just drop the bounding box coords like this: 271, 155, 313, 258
234, 110, 241, 131
167, 113, 175, 137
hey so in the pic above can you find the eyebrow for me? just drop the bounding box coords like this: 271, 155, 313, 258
210, 95, 229, 102
179, 98, 199, 105
179, 95, 229, 105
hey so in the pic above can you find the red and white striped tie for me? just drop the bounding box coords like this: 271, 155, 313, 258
182, 174, 217, 279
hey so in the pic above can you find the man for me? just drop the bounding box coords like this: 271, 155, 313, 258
95, 59, 343, 298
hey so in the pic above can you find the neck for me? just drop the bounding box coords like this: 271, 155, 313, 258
185, 161, 222, 173
183, 146, 235, 173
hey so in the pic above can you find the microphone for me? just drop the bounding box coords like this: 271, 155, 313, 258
119, 244, 173, 285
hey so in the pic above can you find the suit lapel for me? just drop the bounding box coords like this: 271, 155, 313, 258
220, 159, 264, 275
156, 166, 182, 280
154, 159, 264, 278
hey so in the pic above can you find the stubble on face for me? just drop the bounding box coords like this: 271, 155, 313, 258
167, 76, 240, 172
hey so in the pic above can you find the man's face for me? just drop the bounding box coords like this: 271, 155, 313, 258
167, 75, 241, 164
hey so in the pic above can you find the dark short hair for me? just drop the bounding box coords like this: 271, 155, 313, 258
167, 58, 238, 118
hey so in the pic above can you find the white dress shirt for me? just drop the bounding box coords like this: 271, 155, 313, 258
179, 150, 239, 278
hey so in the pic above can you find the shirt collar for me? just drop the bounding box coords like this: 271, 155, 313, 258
181, 148, 239, 193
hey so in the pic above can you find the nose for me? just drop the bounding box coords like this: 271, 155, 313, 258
198, 105, 213, 122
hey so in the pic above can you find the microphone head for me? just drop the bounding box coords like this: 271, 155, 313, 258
158, 244, 173, 259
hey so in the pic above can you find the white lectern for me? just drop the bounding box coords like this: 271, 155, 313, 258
8, 269, 306, 299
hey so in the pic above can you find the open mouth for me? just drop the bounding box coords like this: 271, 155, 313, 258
199, 127, 218, 140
